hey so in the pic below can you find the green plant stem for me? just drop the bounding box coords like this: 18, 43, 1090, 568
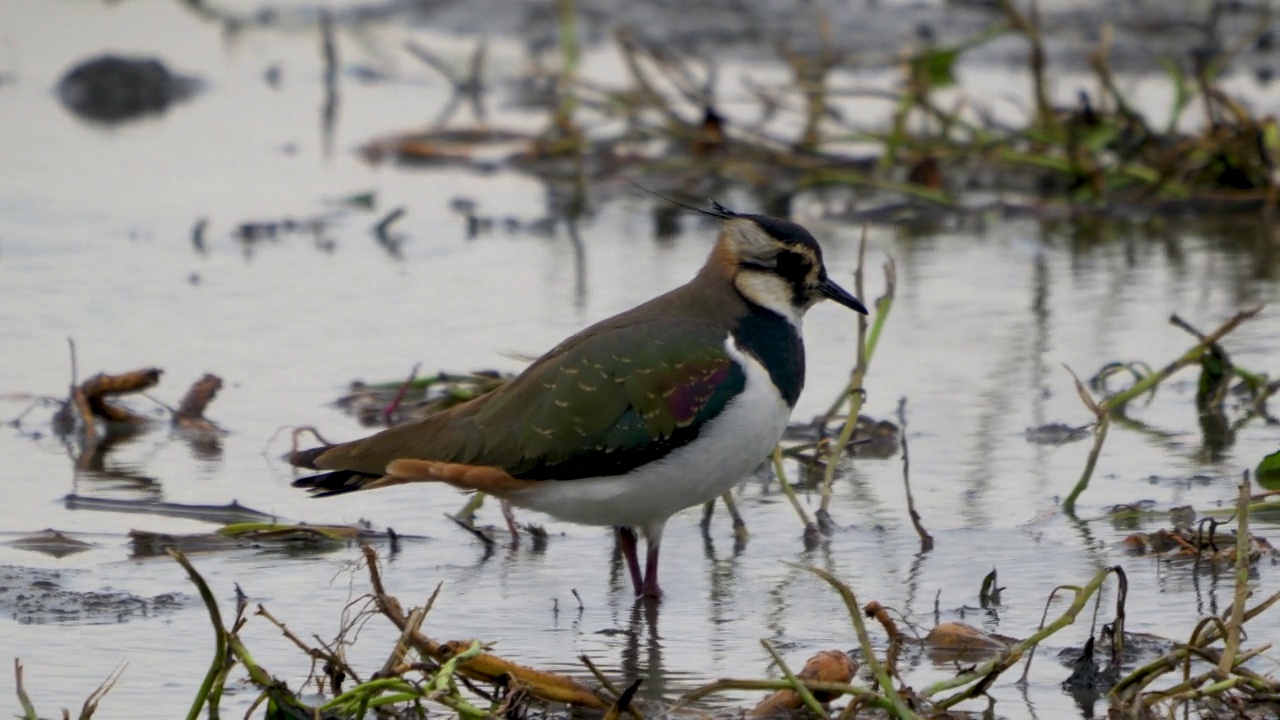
670, 678, 892, 713
1062, 414, 1109, 514
1103, 307, 1262, 413
321, 678, 420, 711
556, 0, 579, 128
168, 549, 227, 720
760, 640, 828, 718
820, 257, 894, 514
790, 564, 919, 719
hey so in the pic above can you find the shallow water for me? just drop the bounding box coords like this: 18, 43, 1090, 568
2, 2, 1279, 718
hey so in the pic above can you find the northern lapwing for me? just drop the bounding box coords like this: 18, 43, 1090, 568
291, 202, 867, 599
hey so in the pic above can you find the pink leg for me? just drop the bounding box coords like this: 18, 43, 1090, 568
640, 539, 663, 599
616, 527, 644, 595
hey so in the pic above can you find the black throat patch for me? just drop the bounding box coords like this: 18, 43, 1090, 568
732, 302, 805, 407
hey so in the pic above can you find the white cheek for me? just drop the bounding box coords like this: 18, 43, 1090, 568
734, 273, 803, 326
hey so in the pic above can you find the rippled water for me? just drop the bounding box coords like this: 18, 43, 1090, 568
1, 2, 1278, 718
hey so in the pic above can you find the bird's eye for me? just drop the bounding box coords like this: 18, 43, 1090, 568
774, 250, 811, 283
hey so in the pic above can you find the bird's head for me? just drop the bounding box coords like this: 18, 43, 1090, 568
704, 203, 868, 324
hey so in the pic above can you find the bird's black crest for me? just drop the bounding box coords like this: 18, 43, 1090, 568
742, 214, 821, 253
630, 182, 739, 221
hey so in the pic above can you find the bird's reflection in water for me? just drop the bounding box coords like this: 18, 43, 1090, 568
618, 597, 665, 707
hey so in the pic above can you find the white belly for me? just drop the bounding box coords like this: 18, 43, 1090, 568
507, 339, 791, 529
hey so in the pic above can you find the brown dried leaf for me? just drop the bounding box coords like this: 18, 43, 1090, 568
81, 369, 162, 398
174, 373, 222, 424
749, 649, 856, 716
924, 622, 1012, 651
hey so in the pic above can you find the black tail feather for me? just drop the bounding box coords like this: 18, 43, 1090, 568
292, 469, 381, 498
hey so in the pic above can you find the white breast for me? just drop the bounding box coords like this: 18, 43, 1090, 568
507, 337, 792, 529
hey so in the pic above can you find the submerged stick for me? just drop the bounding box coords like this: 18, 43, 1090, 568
896, 397, 933, 550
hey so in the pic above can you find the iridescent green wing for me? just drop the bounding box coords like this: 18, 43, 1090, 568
470, 319, 746, 479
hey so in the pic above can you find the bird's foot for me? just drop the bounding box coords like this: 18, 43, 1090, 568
637, 577, 663, 600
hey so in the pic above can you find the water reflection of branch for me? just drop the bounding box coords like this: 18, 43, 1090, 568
319, 8, 338, 159
71, 425, 162, 497
564, 216, 587, 307
404, 40, 488, 128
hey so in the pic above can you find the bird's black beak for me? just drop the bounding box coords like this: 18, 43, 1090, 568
819, 276, 869, 314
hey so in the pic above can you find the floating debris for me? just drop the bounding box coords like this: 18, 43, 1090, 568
56, 55, 201, 123
1025, 422, 1093, 445
1123, 526, 1275, 564
172, 373, 225, 434
2, 529, 94, 559
64, 495, 275, 524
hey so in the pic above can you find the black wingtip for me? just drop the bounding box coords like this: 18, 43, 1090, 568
292, 469, 379, 498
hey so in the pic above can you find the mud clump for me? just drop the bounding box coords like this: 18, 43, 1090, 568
0, 565, 191, 625
57, 55, 201, 123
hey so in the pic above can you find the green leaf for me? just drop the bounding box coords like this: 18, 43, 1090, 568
1257, 450, 1280, 490
911, 47, 961, 89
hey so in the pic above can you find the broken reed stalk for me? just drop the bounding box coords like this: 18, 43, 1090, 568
789, 563, 920, 719
1061, 366, 1109, 514
256, 604, 362, 687
819, 231, 896, 516
1063, 307, 1262, 512
81, 662, 128, 719
12, 657, 126, 720
896, 397, 933, 550
772, 445, 815, 532
922, 566, 1119, 708
1219, 479, 1250, 673
14, 659, 37, 720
